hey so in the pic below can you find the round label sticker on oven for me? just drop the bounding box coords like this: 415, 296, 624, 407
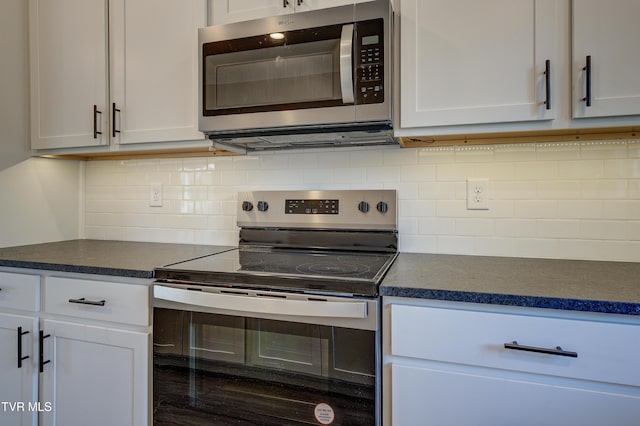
314, 403, 335, 425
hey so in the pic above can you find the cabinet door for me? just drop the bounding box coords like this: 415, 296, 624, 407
572, 0, 640, 118
211, 0, 370, 25
211, 0, 290, 25
29, 0, 109, 150
0, 313, 38, 426
400, 0, 558, 128
109, 0, 206, 145
295, 0, 372, 13
391, 363, 640, 426
40, 319, 149, 426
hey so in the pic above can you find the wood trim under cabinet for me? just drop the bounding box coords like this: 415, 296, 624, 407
399, 126, 640, 148
40, 147, 240, 161
37, 126, 640, 160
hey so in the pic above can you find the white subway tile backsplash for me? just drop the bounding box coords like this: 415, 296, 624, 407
417, 147, 456, 164
581, 141, 628, 159
516, 161, 559, 180
436, 236, 475, 255
558, 160, 603, 179
535, 142, 581, 161
401, 164, 437, 182
581, 180, 628, 199
536, 180, 581, 199
83, 140, 640, 262
557, 200, 604, 219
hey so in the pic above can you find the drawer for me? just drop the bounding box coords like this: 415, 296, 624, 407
0, 271, 40, 311
390, 304, 640, 387
44, 276, 150, 326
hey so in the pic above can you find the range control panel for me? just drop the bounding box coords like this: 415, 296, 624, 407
238, 190, 396, 230
285, 199, 339, 215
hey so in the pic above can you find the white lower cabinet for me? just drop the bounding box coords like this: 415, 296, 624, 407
39, 319, 149, 426
39, 276, 151, 426
0, 271, 40, 426
391, 364, 640, 426
0, 313, 39, 426
0, 270, 151, 426
383, 297, 640, 426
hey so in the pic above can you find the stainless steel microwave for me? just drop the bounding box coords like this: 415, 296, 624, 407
198, 0, 395, 152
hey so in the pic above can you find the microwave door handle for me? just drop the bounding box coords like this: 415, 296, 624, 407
340, 24, 355, 104
154, 285, 367, 319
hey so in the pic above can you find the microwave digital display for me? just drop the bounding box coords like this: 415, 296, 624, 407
362, 35, 379, 46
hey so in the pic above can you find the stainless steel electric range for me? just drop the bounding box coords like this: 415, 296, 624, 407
153, 190, 397, 426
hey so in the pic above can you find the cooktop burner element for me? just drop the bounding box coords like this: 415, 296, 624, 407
296, 260, 368, 276
155, 190, 398, 296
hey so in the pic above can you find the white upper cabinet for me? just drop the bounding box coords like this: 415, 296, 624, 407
400, 0, 559, 129
572, 0, 640, 118
109, 0, 206, 145
211, 0, 372, 25
30, 0, 206, 151
30, 0, 109, 150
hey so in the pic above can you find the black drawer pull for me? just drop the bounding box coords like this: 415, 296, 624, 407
93, 105, 103, 139
39, 331, 51, 372
17, 327, 30, 368
505, 341, 577, 358
112, 102, 121, 138
582, 55, 592, 107
544, 59, 551, 110
68, 297, 106, 306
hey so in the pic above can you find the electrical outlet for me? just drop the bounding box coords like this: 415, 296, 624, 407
150, 183, 163, 207
467, 179, 489, 210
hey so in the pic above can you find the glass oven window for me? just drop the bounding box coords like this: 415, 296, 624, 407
153, 308, 376, 425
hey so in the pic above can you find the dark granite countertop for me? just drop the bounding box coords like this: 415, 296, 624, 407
0, 239, 235, 279
380, 253, 640, 316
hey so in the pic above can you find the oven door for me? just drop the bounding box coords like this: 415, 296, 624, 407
153, 284, 380, 426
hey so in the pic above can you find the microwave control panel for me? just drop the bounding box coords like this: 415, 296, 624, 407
355, 19, 384, 105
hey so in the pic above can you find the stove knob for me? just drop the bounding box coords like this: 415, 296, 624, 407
376, 201, 389, 214
242, 201, 253, 212
257, 201, 269, 212
358, 201, 370, 213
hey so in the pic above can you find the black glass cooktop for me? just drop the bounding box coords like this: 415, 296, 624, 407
155, 247, 397, 297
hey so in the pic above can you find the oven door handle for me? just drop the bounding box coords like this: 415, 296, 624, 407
154, 285, 367, 319
339, 23, 355, 105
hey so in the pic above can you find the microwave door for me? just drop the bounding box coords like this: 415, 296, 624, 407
201, 23, 358, 131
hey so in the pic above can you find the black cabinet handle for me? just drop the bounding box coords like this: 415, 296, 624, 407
283, 0, 289, 7
68, 297, 106, 306
504, 341, 578, 358
39, 331, 51, 373
544, 59, 551, 110
297, 0, 303, 5
17, 327, 30, 369
582, 55, 592, 107
93, 105, 103, 139
112, 102, 121, 138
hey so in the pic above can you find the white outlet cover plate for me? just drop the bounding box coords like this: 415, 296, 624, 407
467, 178, 489, 210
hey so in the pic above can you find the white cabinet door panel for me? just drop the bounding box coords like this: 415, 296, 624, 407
212, 0, 289, 25
109, 0, 206, 145
572, 0, 640, 118
0, 313, 38, 426
392, 363, 640, 426
400, 0, 558, 128
29, 0, 109, 149
40, 319, 149, 426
